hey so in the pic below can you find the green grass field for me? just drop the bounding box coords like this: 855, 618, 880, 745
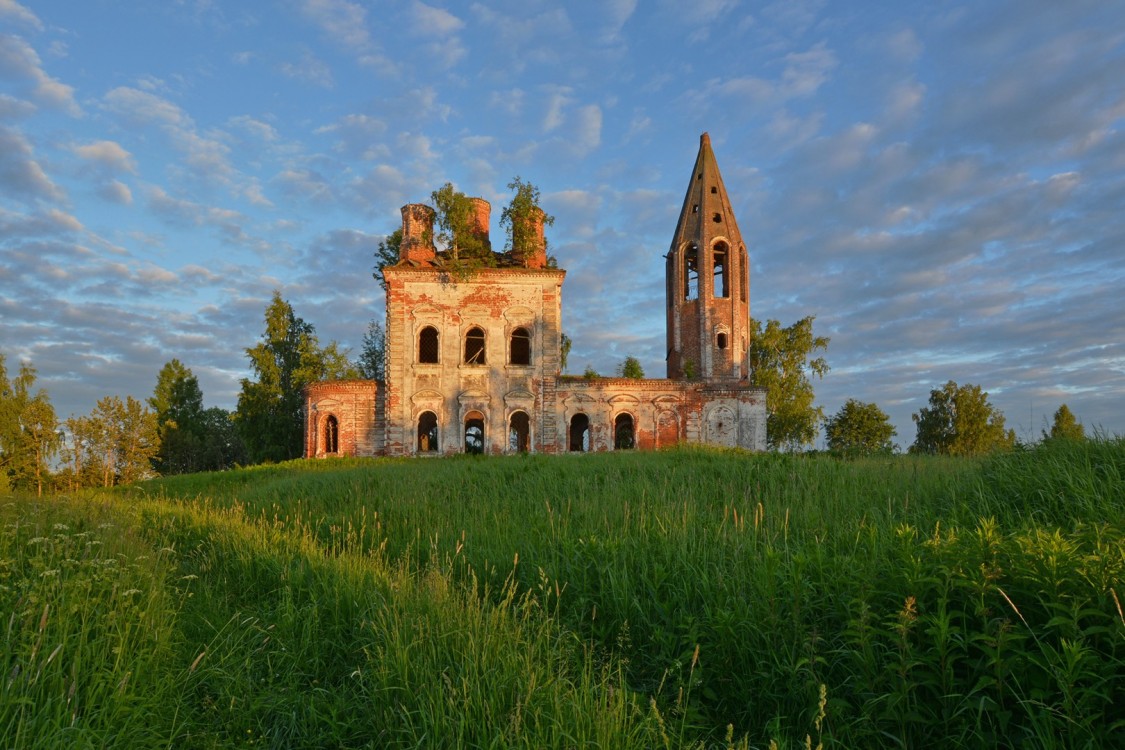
3, 439, 1123, 748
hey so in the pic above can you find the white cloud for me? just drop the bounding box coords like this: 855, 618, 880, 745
0, 34, 80, 114
886, 28, 922, 62
298, 0, 371, 51
0, 125, 64, 202
98, 180, 133, 205
228, 115, 280, 143
409, 1, 464, 36
780, 41, 838, 98
103, 86, 188, 127
0, 92, 35, 118
572, 105, 602, 155
601, 0, 637, 38
71, 140, 137, 173
279, 48, 334, 88
0, 1, 43, 30
542, 88, 573, 132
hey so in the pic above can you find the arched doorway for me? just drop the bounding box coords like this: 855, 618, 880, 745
509, 411, 530, 453
417, 411, 439, 453
569, 413, 590, 452
614, 413, 635, 450
464, 410, 485, 454
323, 414, 339, 454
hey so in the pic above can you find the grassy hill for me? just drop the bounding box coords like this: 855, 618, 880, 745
3, 439, 1122, 748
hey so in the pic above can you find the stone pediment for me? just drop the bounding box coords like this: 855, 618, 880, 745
504, 306, 535, 323
410, 389, 444, 405
608, 394, 641, 405
504, 388, 535, 405
652, 393, 683, 404
563, 393, 598, 406
460, 306, 489, 322
411, 304, 442, 319
458, 389, 491, 405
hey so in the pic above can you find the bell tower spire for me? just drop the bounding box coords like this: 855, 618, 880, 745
666, 133, 750, 380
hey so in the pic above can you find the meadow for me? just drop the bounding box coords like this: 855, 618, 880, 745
2, 438, 1122, 748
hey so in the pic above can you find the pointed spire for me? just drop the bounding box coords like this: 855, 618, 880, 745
665, 133, 751, 380
669, 132, 743, 255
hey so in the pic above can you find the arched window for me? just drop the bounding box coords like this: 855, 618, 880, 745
713, 242, 729, 298
418, 326, 439, 364
464, 327, 486, 365
569, 413, 590, 452
509, 411, 530, 453
510, 327, 531, 365
324, 415, 338, 454
464, 411, 484, 454
717, 332, 728, 350
684, 243, 699, 301
614, 413, 635, 450
417, 411, 438, 452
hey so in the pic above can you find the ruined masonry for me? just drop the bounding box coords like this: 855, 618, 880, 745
303, 133, 767, 457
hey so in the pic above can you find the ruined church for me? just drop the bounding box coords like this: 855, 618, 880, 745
303, 133, 767, 457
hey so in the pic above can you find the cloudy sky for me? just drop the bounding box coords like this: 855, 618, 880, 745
2, 0, 1123, 447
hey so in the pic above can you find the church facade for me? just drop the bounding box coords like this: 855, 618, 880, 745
303, 134, 767, 458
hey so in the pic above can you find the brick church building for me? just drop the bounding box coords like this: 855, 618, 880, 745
303, 133, 767, 457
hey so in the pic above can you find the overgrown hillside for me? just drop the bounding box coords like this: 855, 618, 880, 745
3, 439, 1122, 748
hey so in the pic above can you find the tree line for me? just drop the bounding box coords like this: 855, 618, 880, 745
1, 300, 1088, 493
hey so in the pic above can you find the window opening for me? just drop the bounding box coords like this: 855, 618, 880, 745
692, 204, 699, 213
418, 326, 439, 363
464, 411, 484, 455
711, 186, 717, 194
713, 242, 729, 298
614, 413, 635, 450
464, 327, 486, 364
712, 212, 722, 223
569, 413, 590, 452
717, 332, 728, 349
509, 411, 530, 453
417, 411, 438, 452
740, 252, 748, 302
324, 415, 338, 454
509, 327, 531, 365
684, 243, 699, 301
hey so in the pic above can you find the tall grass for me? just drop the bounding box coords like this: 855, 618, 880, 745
0, 497, 181, 748
3, 437, 1122, 747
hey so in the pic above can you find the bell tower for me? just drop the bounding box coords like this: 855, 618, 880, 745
666, 133, 750, 380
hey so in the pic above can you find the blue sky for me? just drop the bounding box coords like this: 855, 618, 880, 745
2, 0, 1123, 447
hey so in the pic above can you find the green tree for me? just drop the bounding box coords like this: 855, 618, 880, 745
198, 407, 246, 471
910, 380, 1016, 456
1045, 403, 1085, 442
356, 319, 386, 381
373, 228, 402, 291
149, 359, 206, 475
560, 333, 572, 374
617, 356, 645, 379
747, 316, 830, 450
236, 292, 357, 464
824, 399, 897, 456
80, 395, 159, 487
500, 176, 555, 263
61, 414, 102, 491
0, 356, 60, 495
431, 182, 489, 262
